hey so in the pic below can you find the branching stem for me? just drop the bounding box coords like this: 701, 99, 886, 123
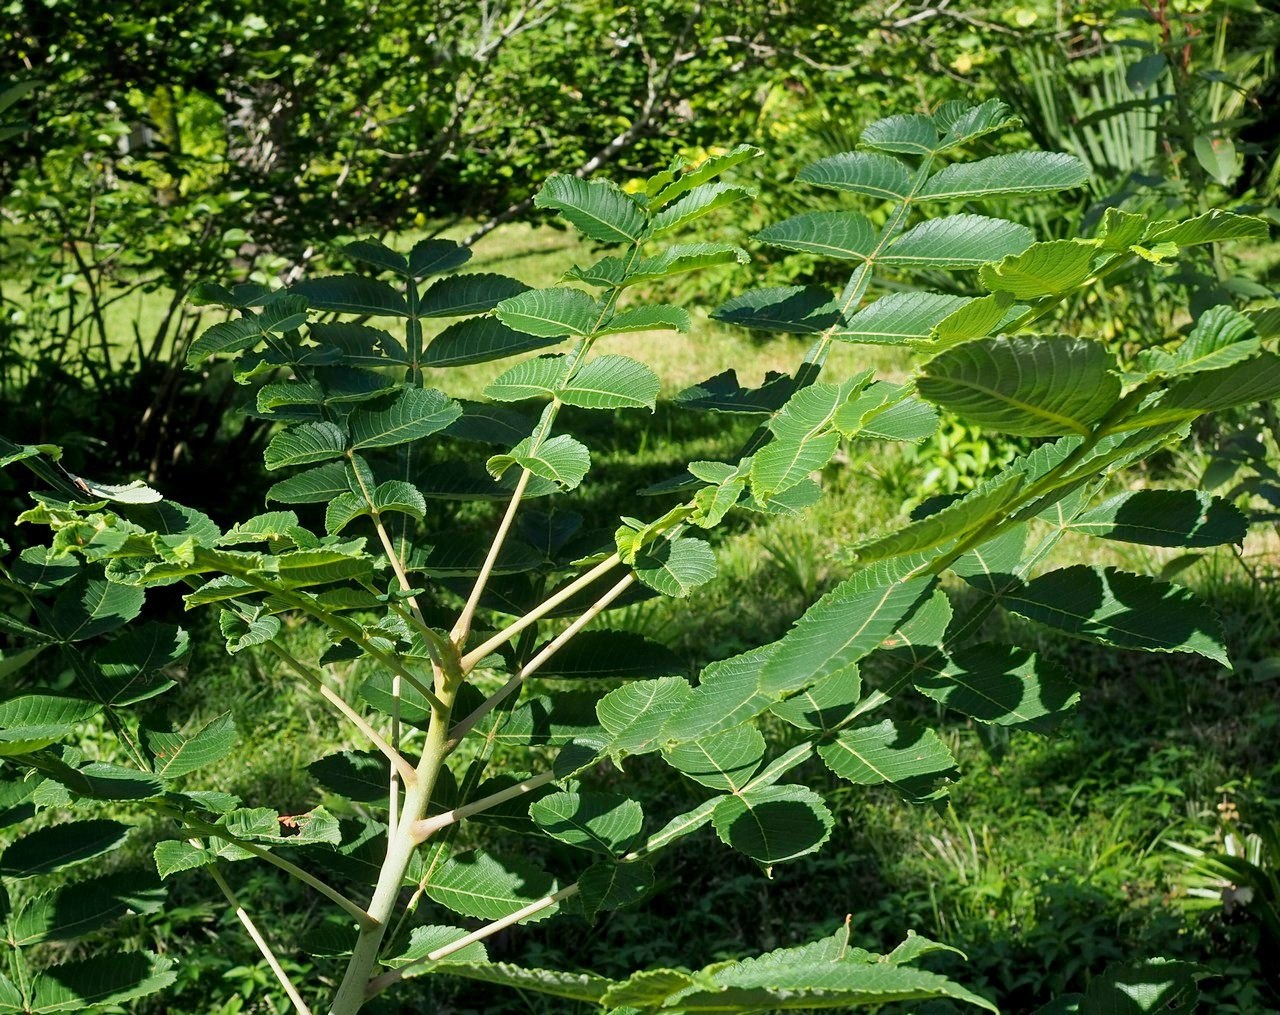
412, 770, 556, 841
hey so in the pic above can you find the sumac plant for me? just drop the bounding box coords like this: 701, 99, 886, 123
1, 101, 1276, 1014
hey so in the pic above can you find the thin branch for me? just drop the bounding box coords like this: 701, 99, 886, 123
263, 641, 416, 788
412, 770, 556, 841
205, 859, 314, 1015
451, 469, 532, 645
364, 884, 580, 998
460, 552, 623, 671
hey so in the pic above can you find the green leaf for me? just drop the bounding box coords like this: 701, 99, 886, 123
818, 720, 958, 802
267, 461, 350, 503
561, 355, 659, 410
488, 434, 590, 490
596, 677, 694, 756
420, 273, 530, 317
920, 152, 1088, 201
712, 286, 841, 334
388, 925, 488, 969
534, 175, 645, 244
675, 368, 796, 413
425, 850, 557, 922
648, 143, 762, 206
578, 860, 654, 920
595, 305, 690, 337
750, 381, 850, 499
663, 724, 765, 791
7, 873, 165, 947
1080, 958, 1206, 1014
308, 750, 388, 803
836, 292, 970, 345
529, 790, 643, 854
1117, 352, 1280, 430
28, 953, 176, 1013
712, 785, 833, 864
851, 389, 940, 443
49, 577, 145, 642
425, 316, 561, 367
88, 624, 187, 705
860, 113, 938, 155
406, 960, 614, 1002
769, 666, 862, 732
880, 215, 1034, 269
350, 388, 460, 449
567, 242, 748, 289
291, 274, 408, 316
847, 471, 1023, 564
141, 712, 237, 778
1160, 304, 1259, 376
154, 840, 212, 879
495, 287, 602, 339
371, 480, 426, 519
979, 240, 1097, 298
344, 238, 408, 275
218, 610, 280, 653
486, 355, 571, 402
661, 645, 777, 742
263, 421, 347, 471
757, 570, 934, 695
0, 820, 130, 878
1000, 565, 1229, 664
757, 211, 876, 261
0, 693, 101, 738
26, 755, 163, 800
634, 536, 717, 597
650, 182, 754, 237
1195, 134, 1238, 185
797, 151, 911, 200
918, 336, 1120, 437
409, 238, 472, 278
1068, 490, 1246, 547
1144, 210, 1267, 247
916, 644, 1080, 732
934, 98, 1018, 149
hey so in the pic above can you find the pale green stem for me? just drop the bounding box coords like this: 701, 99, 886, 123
449, 572, 636, 748
460, 551, 622, 671
363, 884, 581, 1000
412, 770, 556, 841
450, 468, 532, 645
205, 858, 314, 1015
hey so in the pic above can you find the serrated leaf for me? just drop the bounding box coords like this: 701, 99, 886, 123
712, 784, 833, 864
28, 953, 176, 1013
533, 631, 682, 678
848, 471, 1023, 564
8, 873, 165, 947
818, 720, 958, 802
881, 215, 1033, 268
797, 151, 912, 200
263, 421, 348, 470
403, 960, 614, 1001
860, 113, 938, 155
1144, 210, 1267, 246
634, 536, 716, 597
485, 354, 571, 401
979, 240, 1096, 297
409, 238, 472, 278
757, 571, 933, 695
916, 644, 1079, 732
597, 677, 694, 756
661, 644, 779, 742
663, 724, 765, 791
291, 274, 407, 316
712, 286, 841, 334
1117, 352, 1280, 431
1164, 304, 1259, 376
387, 924, 488, 968
578, 860, 654, 921
650, 182, 754, 237
836, 292, 970, 344
757, 211, 876, 261
344, 238, 408, 275
1001, 565, 1229, 665
769, 666, 862, 732
648, 143, 761, 207
308, 750, 389, 803
350, 388, 459, 449
920, 152, 1088, 201
918, 336, 1120, 436
1068, 490, 1246, 547
218, 610, 280, 653
420, 272, 530, 317
530, 790, 643, 854
48, 577, 145, 642
0, 820, 130, 878
141, 712, 237, 778
488, 434, 590, 490
88, 623, 187, 705
425, 850, 557, 922
674, 368, 796, 413
561, 355, 659, 410
267, 461, 350, 503
596, 305, 690, 336
425, 316, 562, 366
567, 242, 747, 288
534, 175, 645, 244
